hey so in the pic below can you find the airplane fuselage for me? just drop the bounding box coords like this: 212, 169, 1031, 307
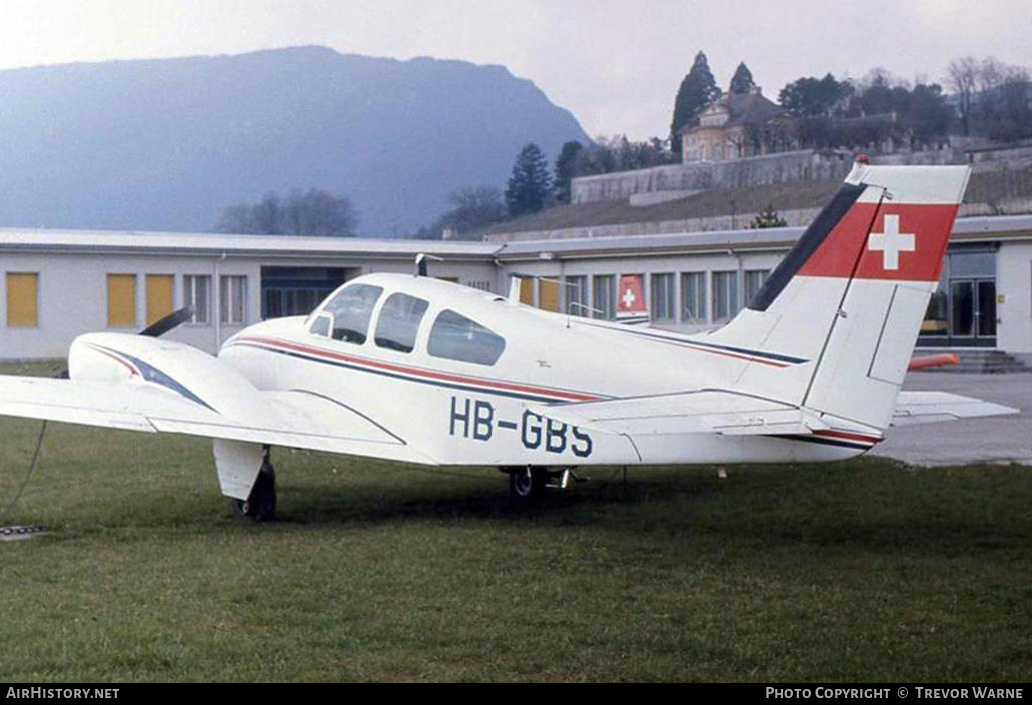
218, 273, 877, 468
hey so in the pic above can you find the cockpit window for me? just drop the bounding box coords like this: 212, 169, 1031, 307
309, 314, 331, 338
375, 293, 429, 353
427, 309, 506, 366
322, 284, 383, 344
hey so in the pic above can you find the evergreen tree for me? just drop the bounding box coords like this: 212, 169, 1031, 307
553, 140, 584, 203
505, 143, 553, 217
670, 51, 721, 156
729, 62, 755, 94
752, 204, 788, 229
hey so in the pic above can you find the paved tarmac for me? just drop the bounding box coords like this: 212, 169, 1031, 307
871, 372, 1032, 466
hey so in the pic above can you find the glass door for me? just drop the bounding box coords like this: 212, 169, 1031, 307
977, 279, 997, 339
950, 280, 975, 339
948, 278, 996, 345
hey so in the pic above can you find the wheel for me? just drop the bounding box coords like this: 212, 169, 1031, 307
231, 454, 277, 521
508, 466, 548, 502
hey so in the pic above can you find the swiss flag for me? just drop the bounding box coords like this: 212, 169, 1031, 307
617, 274, 646, 317
799, 203, 959, 282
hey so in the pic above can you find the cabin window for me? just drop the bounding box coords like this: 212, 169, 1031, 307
323, 284, 383, 344
309, 314, 331, 337
374, 293, 429, 353
427, 309, 506, 366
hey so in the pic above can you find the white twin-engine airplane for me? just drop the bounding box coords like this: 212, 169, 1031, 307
0, 162, 1018, 520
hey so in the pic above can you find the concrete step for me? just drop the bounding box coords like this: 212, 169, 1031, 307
912, 349, 1029, 374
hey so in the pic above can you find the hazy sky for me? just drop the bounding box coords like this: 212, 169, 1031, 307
3, 0, 1031, 139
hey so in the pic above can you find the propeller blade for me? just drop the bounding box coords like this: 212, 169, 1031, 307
139, 306, 193, 338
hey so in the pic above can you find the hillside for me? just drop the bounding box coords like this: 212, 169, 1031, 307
0, 46, 589, 235
480, 166, 1032, 241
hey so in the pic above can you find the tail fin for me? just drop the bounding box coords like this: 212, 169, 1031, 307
616, 274, 649, 324
707, 162, 970, 431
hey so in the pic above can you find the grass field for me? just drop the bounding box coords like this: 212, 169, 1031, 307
0, 364, 1029, 682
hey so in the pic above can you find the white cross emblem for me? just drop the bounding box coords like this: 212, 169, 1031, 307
622, 288, 636, 308
867, 214, 915, 270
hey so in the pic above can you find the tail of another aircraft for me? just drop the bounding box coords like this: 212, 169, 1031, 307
704, 161, 970, 432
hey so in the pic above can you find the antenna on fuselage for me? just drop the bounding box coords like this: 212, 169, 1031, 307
415, 253, 443, 277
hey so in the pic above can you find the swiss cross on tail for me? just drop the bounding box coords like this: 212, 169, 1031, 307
867, 214, 915, 270
616, 274, 647, 321
798, 203, 959, 282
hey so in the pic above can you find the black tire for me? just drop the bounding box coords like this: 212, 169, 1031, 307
232, 460, 277, 522
508, 466, 548, 502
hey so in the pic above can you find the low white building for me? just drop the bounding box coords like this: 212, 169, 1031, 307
0, 230, 498, 359
2, 215, 1032, 362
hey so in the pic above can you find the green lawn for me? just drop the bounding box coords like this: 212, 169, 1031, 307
0, 365, 1029, 682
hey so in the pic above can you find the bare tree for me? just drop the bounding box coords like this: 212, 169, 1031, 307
948, 56, 979, 135
215, 189, 356, 236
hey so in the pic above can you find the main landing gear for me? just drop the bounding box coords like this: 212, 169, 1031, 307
505, 466, 585, 503
232, 447, 277, 522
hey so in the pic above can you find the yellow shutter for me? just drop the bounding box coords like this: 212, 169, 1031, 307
107, 274, 137, 327
519, 278, 534, 305
145, 275, 174, 326
6, 273, 38, 327
539, 279, 560, 312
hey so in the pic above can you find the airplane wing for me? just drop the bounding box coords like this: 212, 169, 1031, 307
891, 391, 1019, 426
0, 375, 435, 465
530, 390, 826, 437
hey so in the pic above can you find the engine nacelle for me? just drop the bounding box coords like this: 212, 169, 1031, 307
67, 332, 267, 422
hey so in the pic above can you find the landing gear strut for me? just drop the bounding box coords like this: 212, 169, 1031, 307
231, 447, 277, 521
508, 466, 549, 501
506, 466, 586, 502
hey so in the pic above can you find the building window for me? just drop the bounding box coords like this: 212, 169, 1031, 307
518, 277, 534, 305
184, 275, 212, 325
650, 273, 675, 321
220, 275, 247, 325
566, 276, 588, 316
593, 275, 615, 319
6, 273, 38, 327
682, 272, 707, 323
712, 270, 739, 322
538, 278, 560, 312
145, 275, 174, 327
107, 274, 137, 328
744, 269, 770, 306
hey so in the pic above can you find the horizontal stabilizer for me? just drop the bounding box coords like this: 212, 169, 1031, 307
891, 391, 1019, 426
530, 390, 827, 437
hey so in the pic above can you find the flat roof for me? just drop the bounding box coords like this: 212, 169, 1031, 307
494, 214, 1032, 261
0, 228, 500, 260
2, 213, 1030, 263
